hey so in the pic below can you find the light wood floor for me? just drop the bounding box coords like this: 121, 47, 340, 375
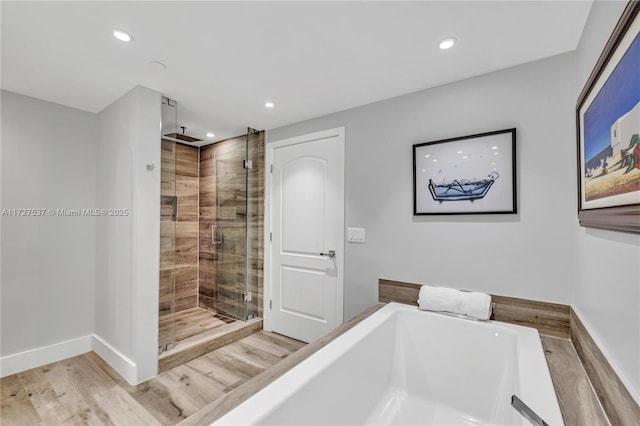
0, 331, 306, 426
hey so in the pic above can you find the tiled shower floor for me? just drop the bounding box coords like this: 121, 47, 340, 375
159, 307, 237, 345
158, 307, 263, 372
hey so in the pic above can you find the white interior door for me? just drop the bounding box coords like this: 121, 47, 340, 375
266, 128, 345, 343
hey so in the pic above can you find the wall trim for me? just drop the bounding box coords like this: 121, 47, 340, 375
572, 306, 640, 406
92, 334, 137, 385
0, 335, 92, 378
1, 334, 138, 385
571, 307, 640, 422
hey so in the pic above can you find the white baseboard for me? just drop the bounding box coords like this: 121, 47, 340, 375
1, 334, 138, 385
0, 335, 92, 377
91, 334, 137, 385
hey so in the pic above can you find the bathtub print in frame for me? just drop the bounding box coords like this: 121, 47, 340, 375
413, 128, 516, 215
577, 0, 640, 233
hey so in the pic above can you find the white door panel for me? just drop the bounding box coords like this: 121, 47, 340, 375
281, 157, 327, 254
266, 128, 345, 343
280, 265, 326, 320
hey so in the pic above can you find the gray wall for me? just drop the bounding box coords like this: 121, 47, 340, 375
96, 85, 161, 383
268, 52, 578, 319
573, 0, 640, 403
0, 86, 161, 384
1, 90, 97, 355
267, 0, 639, 401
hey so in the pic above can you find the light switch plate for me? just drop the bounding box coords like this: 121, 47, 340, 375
347, 227, 365, 243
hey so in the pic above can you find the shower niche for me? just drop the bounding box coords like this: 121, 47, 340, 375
158, 97, 263, 366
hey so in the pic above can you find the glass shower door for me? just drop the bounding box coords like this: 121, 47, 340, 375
159, 139, 177, 352
210, 136, 249, 320
202, 128, 263, 321
245, 129, 261, 319
158, 97, 177, 353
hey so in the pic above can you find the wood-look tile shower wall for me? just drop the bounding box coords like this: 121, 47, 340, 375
160, 140, 200, 314
175, 144, 200, 311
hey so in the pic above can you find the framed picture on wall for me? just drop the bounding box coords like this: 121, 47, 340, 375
413, 128, 517, 215
576, 0, 640, 234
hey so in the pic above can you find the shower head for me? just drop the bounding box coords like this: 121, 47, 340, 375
164, 126, 203, 143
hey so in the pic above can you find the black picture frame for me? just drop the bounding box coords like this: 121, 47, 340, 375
576, 0, 640, 234
413, 128, 517, 215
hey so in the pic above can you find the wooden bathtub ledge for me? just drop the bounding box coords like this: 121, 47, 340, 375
379, 278, 570, 338
378, 278, 640, 426
178, 303, 385, 425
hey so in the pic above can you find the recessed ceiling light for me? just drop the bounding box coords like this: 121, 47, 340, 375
206, 132, 215, 138
265, 101, 275, 108
439, 37, 456, 50
113, 29, 133, 42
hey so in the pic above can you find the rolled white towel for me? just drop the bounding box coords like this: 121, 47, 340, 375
459, 291, 492, 320
418, 285, 492, 320
418, 285, 464, 314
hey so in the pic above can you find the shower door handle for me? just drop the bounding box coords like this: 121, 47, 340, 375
172, 196, 177, 220
212, 225, 223, 245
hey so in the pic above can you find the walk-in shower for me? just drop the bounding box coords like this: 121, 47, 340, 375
158, 97, 263, 356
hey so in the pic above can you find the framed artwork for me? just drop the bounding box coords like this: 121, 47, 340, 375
413, 128, 517, 215
576, 0, 640, 233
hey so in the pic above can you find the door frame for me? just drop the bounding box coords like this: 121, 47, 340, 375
263, 127, 345, 333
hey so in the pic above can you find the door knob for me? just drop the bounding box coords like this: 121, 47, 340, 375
320, 250, 336, 259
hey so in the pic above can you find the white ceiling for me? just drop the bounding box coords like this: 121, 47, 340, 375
1, 1, 593, 144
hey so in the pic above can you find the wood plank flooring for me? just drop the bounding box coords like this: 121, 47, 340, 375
0, 331, 306, 426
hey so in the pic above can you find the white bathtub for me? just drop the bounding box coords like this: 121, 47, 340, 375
215, 302, 564, 425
